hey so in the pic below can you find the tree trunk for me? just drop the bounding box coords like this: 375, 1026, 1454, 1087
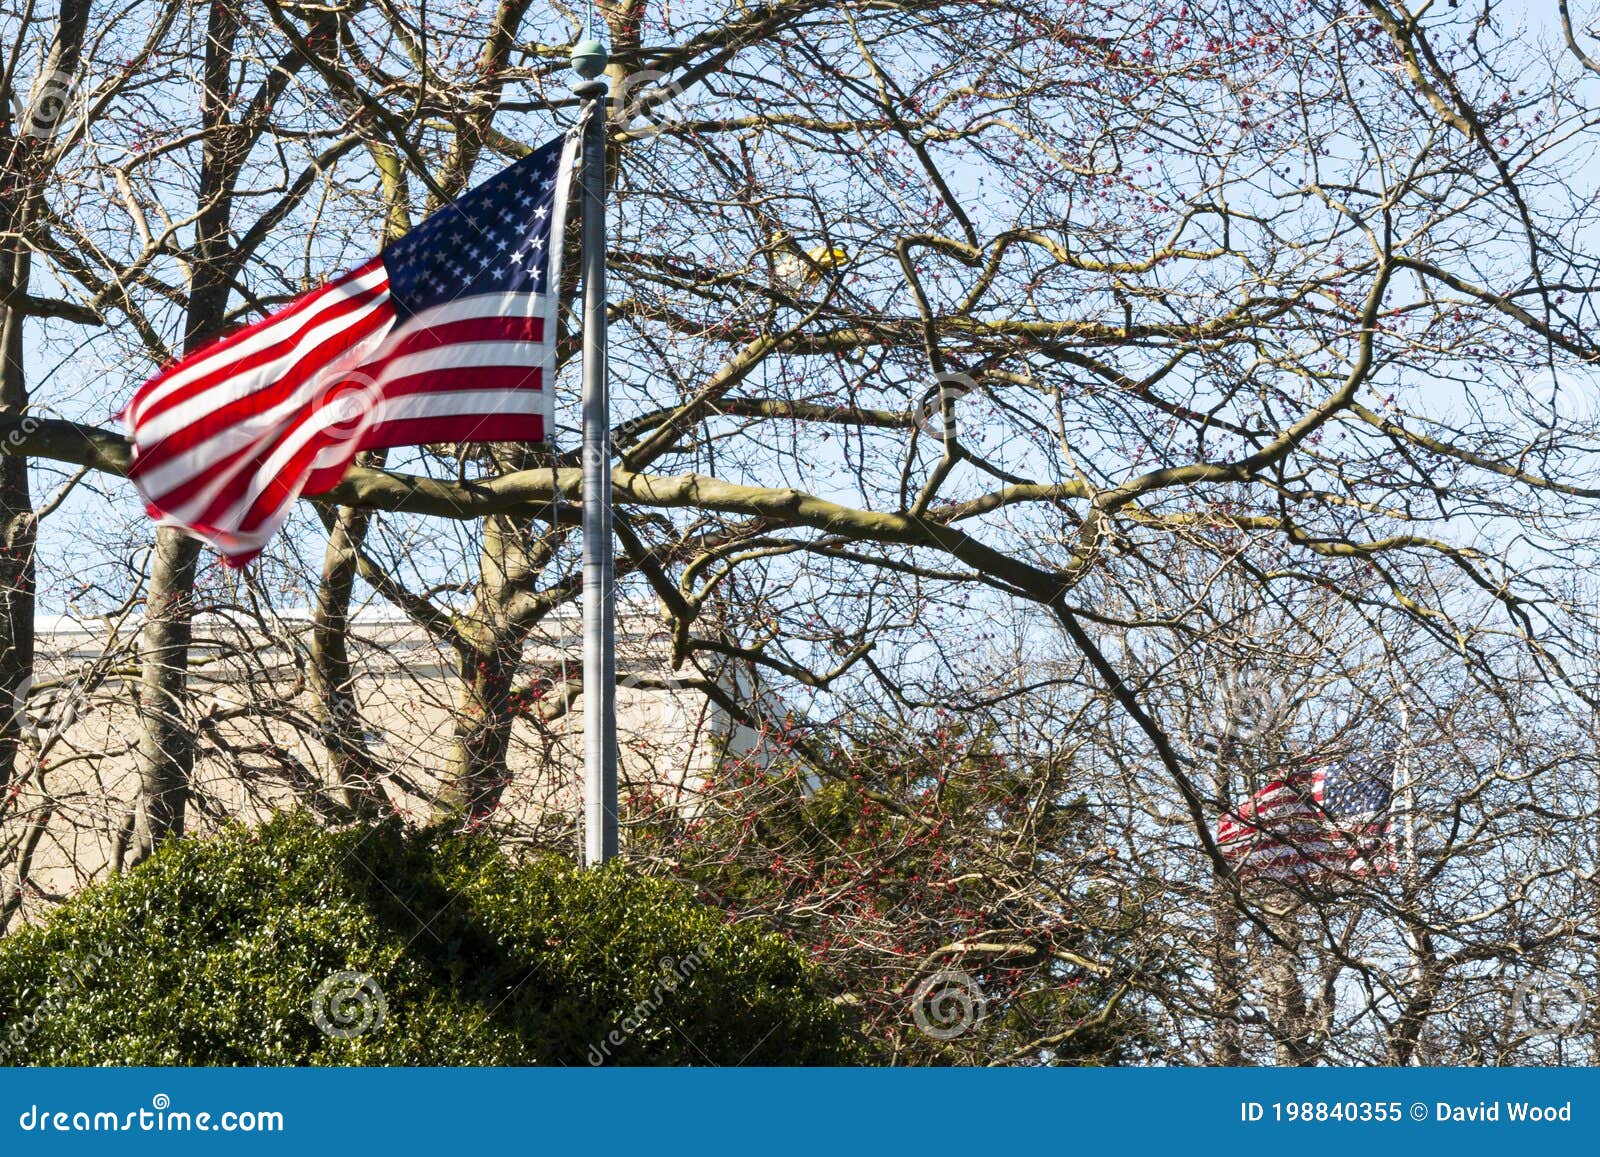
0, 272, 34, 798
128, 0, 238, 861
309, 499, 388, 819
431, 484, 561, 825
130, 529, 202, 855
1209, 874, 1245, 1065
435, 636, 519, 822
1264, 889, 1317, 1065
0, 0, 93, 796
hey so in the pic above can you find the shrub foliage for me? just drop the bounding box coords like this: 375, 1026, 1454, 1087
0, 814, 856, 1065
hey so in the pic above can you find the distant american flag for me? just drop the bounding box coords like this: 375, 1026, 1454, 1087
122, 132, 577, 566
1217, 752, 1396, 879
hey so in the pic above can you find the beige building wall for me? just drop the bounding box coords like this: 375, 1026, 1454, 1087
3, 606, 778, 924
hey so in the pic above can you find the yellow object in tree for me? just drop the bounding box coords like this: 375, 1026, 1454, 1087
770, 230, 852, 289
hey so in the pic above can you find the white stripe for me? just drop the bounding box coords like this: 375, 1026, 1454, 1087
202, 388, 548, 531
128, 264, 389, 425
374, 339, 552, 383
152, 387, 549, 554
134, 291, 394, 448
394, 290, 554, 331
168, 392, 379, 526
371, 388, 548, 425
143, 331, 547, 505
139, 317, 397, 503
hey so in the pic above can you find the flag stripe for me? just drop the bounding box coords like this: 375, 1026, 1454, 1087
131, 301, 398, 497
1216, 753, 1396, 880
123, 134, 578, 566
127, 261, 390, 427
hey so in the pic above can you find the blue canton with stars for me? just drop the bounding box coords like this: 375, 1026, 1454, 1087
381, 135, 567, 319
1321, 752, 1393, 819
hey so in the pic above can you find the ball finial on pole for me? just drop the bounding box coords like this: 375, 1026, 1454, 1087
571, 37, 609, 80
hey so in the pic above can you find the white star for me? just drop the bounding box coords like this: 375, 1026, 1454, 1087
511, 250, 524, 263
533, 205, 548, 220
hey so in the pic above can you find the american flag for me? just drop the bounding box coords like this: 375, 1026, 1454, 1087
1216, 752, 1397, 879
122, 132, 577, 566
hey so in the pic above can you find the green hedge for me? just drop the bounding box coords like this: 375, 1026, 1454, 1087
0, 814, 857, 1065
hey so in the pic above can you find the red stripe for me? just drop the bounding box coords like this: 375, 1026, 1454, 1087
128, 260, 386, 425
355, 413, 545, 458
380, 314, 544, 359
179, 359, 549, 522
131, 305, 400, 499
129, 294, 395, 489
190, 430, 338, 545
370, 361, 545, 398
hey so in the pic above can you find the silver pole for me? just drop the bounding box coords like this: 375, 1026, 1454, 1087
576, 76, 617, 866
1395, 699, 1416, 874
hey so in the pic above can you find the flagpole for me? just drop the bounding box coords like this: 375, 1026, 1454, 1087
573, 41, 618, 866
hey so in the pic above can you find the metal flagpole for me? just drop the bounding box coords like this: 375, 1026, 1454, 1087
573, 38, 617, 866
1395, 699, 1416, 874
1394, 697, 1424, 1064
